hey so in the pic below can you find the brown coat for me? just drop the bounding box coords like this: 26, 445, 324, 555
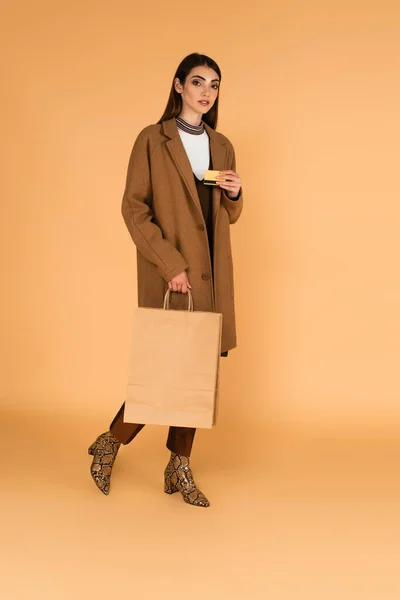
121, 117, 243, 353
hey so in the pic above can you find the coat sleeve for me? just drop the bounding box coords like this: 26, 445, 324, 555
220, 143, 244, 225
121, 129, 189, 282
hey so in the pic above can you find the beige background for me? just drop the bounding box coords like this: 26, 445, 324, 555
1, 1, 400, 598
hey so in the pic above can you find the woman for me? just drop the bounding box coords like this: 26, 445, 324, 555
88, 52, 243, 507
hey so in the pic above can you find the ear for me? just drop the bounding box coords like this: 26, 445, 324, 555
174, 78, 183, 94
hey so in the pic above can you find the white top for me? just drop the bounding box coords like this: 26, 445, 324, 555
178, 128, 210, 181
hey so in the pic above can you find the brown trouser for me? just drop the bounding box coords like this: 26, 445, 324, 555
109, 402, 196, 456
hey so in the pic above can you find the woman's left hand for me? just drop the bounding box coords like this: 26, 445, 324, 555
216, 170, 241, 199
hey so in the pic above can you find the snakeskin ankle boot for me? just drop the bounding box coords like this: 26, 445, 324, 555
88, 430, 121, 495
164, 452, 210, 507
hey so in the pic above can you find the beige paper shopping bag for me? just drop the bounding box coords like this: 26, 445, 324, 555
123, 290, 222, 429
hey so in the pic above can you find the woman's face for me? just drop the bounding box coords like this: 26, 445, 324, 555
175, 65, 220, 117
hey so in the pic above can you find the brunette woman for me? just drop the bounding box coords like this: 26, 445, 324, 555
88, 52, 243, 507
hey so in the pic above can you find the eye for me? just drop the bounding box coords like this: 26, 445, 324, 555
192, 79, 219, 90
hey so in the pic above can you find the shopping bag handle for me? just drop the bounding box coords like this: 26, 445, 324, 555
163, 289, 193, 312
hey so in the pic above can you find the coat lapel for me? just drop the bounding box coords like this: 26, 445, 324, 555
205, 121, 229, 223
162, 117, 228, 221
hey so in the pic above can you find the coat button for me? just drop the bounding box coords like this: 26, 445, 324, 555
198, 224, 205, 231
201, 273, 210, 281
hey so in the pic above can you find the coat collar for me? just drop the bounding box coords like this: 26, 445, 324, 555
161, 117, 228, 220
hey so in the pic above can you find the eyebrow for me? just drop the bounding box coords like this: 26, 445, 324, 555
190, 75, 220, 83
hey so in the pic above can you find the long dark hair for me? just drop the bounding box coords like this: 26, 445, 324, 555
156, 53, 222, 130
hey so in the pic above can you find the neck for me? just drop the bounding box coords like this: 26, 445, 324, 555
177, 110, 203, 127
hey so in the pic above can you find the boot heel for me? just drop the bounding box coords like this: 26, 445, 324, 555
164, 480, 178, 494
88, 443, 96, 455
88, 432, 102, 455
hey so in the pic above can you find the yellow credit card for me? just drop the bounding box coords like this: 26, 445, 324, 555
204, 169, 225, 185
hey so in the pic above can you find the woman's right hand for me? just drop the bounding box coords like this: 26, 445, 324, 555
168, 271, 192, 294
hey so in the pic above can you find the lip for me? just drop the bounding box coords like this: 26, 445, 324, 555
198, 100, 210, 105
